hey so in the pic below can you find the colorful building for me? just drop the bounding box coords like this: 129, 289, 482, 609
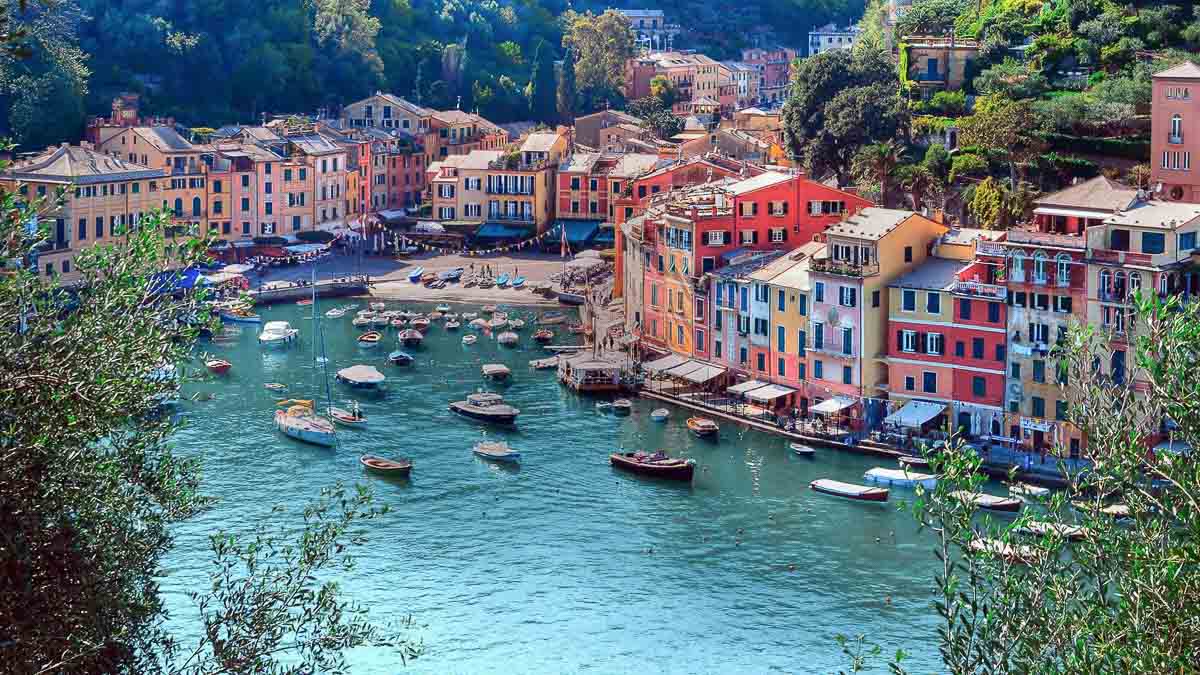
1150, 61, 1200, 202
556, 152, 660, 223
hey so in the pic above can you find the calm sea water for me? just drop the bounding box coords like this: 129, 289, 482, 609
162, 300, 945, 674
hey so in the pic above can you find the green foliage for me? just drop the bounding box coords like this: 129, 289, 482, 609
649, 74, 677, 108
923, 144, 951, 184
958, 93, 1047, 180
1039, 130, 1148, 160
973, 58, 1048, 99
895, 0, 967, 37
560, 10, 633, 113
527, 39, 557, 123
852, 140, 905, 207
627, 95, 683, 140
557, 45, 577, 122
928, 89, 966, 115
948, 152, 988, 183
0, 1, 89, 148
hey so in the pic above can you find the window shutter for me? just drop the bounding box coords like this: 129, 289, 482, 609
849, 288, 857, 307
781, 227, 789, 241
751, 230, 759, 244
916, 332, 926, 353
897, 330, 903, 351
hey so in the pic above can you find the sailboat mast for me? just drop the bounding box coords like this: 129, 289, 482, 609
313, 266, 334, 414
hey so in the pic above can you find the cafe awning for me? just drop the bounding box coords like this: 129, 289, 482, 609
727, 380, 770, 395
811, 396, 856, 415
745, 384, 796, 403
678, 362, 726, 384
643, 353, 688, 374
884, 400, 947, 429
665, 361, 705, 379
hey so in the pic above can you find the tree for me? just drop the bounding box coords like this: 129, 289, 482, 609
527, 39, 556, 123
649, 74, 677, 108
0, 0, 89, 149
853, 140, 905, 207
628, 95, 683, 140
560, 9, 634, 113
801, 82, 910, 187
958, 93, 1045, 183
556, 45, 577, 122
897, 163, 934, 211
1127, 163, 1152, 189
967, 175, 1008, 228
895, 0, 967, 37
0, 166, 417, 670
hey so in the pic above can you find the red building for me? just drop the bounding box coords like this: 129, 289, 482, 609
727, 171, 871, 255
556, 152, 661, 223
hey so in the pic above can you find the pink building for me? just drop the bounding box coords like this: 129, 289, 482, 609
1151, 61, 1200, 202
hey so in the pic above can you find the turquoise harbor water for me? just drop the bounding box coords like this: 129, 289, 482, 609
163, 300, 946, 673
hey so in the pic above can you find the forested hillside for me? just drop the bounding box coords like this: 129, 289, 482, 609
0, 0, 862, 150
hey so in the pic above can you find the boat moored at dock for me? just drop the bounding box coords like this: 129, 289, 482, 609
810, 479, 889, 502
951, 491, 1022, 513
258, 320, 299, 347
687, 417, 719, 437
864, 467, 938, 490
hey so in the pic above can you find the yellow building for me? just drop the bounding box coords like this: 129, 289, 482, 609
98, 126, 209, 234
765, 242, 823, 395
483, 132, 568, 232
341, 92, 433, 135
2, 143, 168, 281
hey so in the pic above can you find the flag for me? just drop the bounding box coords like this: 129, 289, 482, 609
560, 225, 568, 259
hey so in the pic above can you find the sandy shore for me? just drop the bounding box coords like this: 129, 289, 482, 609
258, 251, 595, 307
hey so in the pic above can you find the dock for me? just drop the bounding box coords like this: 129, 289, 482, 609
250, 279, 368, 305
543, 345, 587, 353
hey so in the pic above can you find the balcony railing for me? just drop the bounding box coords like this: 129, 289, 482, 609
1090, 248, 1153, 266
951, 279, 1006, 299
976, 240, 1007, 257
1169, 134, 1184, 145
487, 212, 534, 224
809, 343, 855, 358
809, 257, 879, 278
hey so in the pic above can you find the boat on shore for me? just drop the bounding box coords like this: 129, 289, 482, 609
897, 455, 931, 470
449, 392, 520, 425
335, 364, 386, 389
206, 358, 232, 374
967, 538, 1043, 565
275, 401, 336, 447
398, 329, 424, 347
687, 417, 719, 437
258, 320, 299, 347
388, 350, 414, 365
356, 331, 382, 348
650, 408, 670, 422
810, 479, 889, 502
864, 467, 937, 490
951, 490, 1022, 513
790, 443, 816, 457
473, 440, 521, 463
558, 290, 586, 306
1016, 521, 1089, 542
407, 267, 424, 283
537, 311, 567, 325
511, 276, 526, 288
360, 455, 412, 476
610, 451, 695, 481
497, 273, 510, 288
482, 363, 511, 381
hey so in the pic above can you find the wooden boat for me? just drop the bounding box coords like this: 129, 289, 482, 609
411, 317, 431, 331
398, 329, 424, 347
325, 307, 347, 319
538, 311, 567, 325
650, 408, 670, 422
351, 315, 371, 327
558, 290, 586, 306
264, 382, 287, 392
356, 331, 383, 348
809, 478, 889, 502
686, 417, 719, 437
445, 320, 461, 330
611, 399, 633, 415
436, 303, 452, 312
610, 451, 695, 481
482, 363, 511, 380
449, 392, 520, 424
407, 267, 424, 282
951, 490, 1022, 513
473, 440, 521, 463
464, 277, 478, 288
496, 273, 510, 288
511, 276, 526, 288
462, 334, 478, 345
864, 467, 938, 490
219, 307, 261, 324
487, 316, 508, 330
275, 403, 336, 447
1016, 521, 1089, 542
497, 331, 519, 346
967, 538, 1043, 565
370, 315, 390, 328
477, 278, 494, 289
336, 364, 386, 389
790, 443, 816, 457
532, 329, 554, 344
388, 318, 406, 329
1009, 482, 1051, 500
388, 349, 414, 365
897, 455, 931, 470
329, 406, 367, 427
360, 455, 412, 476
206, 359, 232, 374
369, 302, 386, 311
296, 298, 313, 306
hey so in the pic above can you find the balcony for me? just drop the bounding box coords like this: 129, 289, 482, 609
809, 343, 856, 358
487, 212, 534, 224
951, 279, 1006, 300
1090, 248, 1153, 266
1169, 134, 1184, 145
976, 240, 1007, 257
810, 257, 879, 278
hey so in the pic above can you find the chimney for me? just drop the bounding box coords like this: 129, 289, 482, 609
932, 208, 946, 225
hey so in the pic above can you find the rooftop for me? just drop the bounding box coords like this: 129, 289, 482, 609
288, 134, 345, 156
940, 227, 1004, 246
458, 150, 504, 171
767, 242, 824, 290
6, 144, 165, 184
519, 132, 562, 154
889, 257, 965, 291
1105, 200, 1200, 229
1154, 61, 1200, 80
560, 152, 601, 173
825, 208, 916, 241
1034, 176, 1138, 213
611, 153, 662, 178
132, 126, 194, 152
712, 250, 786, 280
725, 170, 791, 195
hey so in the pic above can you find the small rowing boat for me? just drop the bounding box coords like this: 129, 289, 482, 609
538, 311, 566, 325
206, 359, 232, 374
509, 318, 525, 330
482, 363, 511, 380
532, 329, 554, 344
473, 440, 521, 463
351, 315, 371, 327
462, 334, 478, 345
388, 350, 414, 365
810, 479, 889, 502
329, 406, 367, 427
1016, 521, 1089, 542
686, 417, 719, 437
497, 331, 519, 346
296, 298, 313, 306
864, 467, 937, 489
325, 307, 347, 319
898, 455, 931, 470
951, 491, 1022, 513
360, 455, 412, 476
411, 316, 430, 332
511, 276, 525, 288
356, 331, 382, 348
390, 318, 407, 328
610, 451, 695, 481
264, 382, 287, 392
968, 538, 1043, 564
398, 329, 424, 347
790, 443, 816, 457
407, 268, 423, 282
612, 399, 633, 415
445, 320, 461, 330
650, 408, 670, 422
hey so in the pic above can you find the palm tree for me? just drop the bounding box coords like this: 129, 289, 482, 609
897, 164, 934, 212
852, 140, 904, 208
1003, 180, 1039, 226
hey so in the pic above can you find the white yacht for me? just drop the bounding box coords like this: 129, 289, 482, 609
258, 320, 299, 347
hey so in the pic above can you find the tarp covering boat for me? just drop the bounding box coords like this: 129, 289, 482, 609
336, 364, 386, 386
884, 400, 947, 429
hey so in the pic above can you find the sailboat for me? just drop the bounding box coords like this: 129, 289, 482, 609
274, 268, 336, 447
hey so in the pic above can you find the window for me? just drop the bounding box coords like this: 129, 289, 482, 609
839, 286, 857, 307
714, 340, 722, 358
1030, 323, 1049, 344
995, 344, 1006, 362
901, 329, 917, 353
927, 333, 944, 355
841, 327, 853, 355
241, 175, 250, 188
1110, 229, 1130, 251
778, 358, 786, 376
972, 376, 986, 398
872, 290, 880, 308
1055, 400, 1068, 421
798, 294, 808, 316
1171, 114, 1183, 140
740, 346, 749, 364
1010, 362, 1021, 379
987, 302, 1000, 323
265, 202, 273, 216
1182, 231, 1198, 251
955, 341, 965, 357
776, 325, 786, 351
1142, 232, 1166, 255
842, 366, 852, 385
769, 228, 785, 243
1033, 251, 1048, 283
926, 292, 940, 314
904, 246, 913, 263
1013, 291, 1026, 307
1032, 396, 1046, 418
570, 176, 581, 190
814, 360, 823, 379
1033, 359, 1046, 383
959, 298, 972, 320
1054, 295, 1072, 313
972, 338, 984, 359
1055, 254, 1071, 286
922, 371, 936, 393
707, 230, 726, 246
1034, 294, 1050, 311
813, 322, 824, 349
902, 289, 916, 312
777, 290, 786, 312
797, 329, 806, 355
904, 376, 915, 391
814, 281, 825, 303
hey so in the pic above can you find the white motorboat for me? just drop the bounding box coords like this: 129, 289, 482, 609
497, 331, 519, 346
790, 443, 816, 457
462, 312, 478, 320
351, 315, 371, 327
473, 440, 521, 463
482, 363, 511, 380
450, 392, 520, 424
325, 307, 347, 319
335, 364, 386, 390
258, 320, 299, 347
864, 467, 938, 489
650, 408, 670, 422
462, 334, 478, 345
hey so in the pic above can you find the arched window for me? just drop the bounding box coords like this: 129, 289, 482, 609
192, 197, 202, 217
1172, 114, 1184, 140
1129, 272, 1141, 299
173, 198, 183, 217
1100, 269, 1112, 298
1160, 272, 1170, 296
1114, 271, 1126, 299
1033, 251, 1048, 284
1055, 254, 1071, 286
1011, 250, 1026, 282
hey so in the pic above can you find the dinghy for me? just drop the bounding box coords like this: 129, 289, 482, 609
360, 455, 412, 476
511, 276, 525, 288
356, 331, 383, 348
1009, 482, 1051, 500
610, 451, 695, 481
810, 479, 889, 502
398, 329, 424, 347
473, 440, 521, 463
951, 491, 1022, 513
650, 408, 670, 422
864, 467, 937, 489
686, 417, 719, 437
329, 405, 367, 427
407, 267, 424, 283
497, 331, 519, 346
482, 363, 511, 380
790, 443, 816, 457
445, 320, 461, 330
496, 274, 509, 288
462, 334, 478, 345
388, 350, 414, 365
206, 359, 232, 374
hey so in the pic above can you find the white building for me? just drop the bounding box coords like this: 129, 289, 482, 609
616, 9, 681, 52
808, 23, 861, 56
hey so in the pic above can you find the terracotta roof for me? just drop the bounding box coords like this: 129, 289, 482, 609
1154, 61, 1200, 79
725, 171, 791, 195
1034, 176, 1138, 212
519, 132, 562, 154
132, 126, 194, 152
6, 144, 165, 184
457, 150, 503, 170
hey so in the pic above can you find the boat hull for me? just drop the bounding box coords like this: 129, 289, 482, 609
220, 312, 261, 324
610, 453, 695, 481
449, 403, 517, 425
473, 449, 521, 463
361, 455, 412, 476
557, 291, 586, 306
810, 479, 889, 502
274, 410, 336, 447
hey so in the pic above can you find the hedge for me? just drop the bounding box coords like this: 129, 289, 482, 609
1039, 132, 1149, 161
